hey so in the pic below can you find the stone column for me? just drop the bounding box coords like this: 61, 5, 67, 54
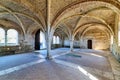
70, 36, 74, 52
46, 0, 52, 60
5, 29, 7, 46
45, 32, 52, 59
79, 39, 82, 48
61, 37, 64, 47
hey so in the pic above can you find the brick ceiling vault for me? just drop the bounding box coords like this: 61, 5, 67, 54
0, 0, 120, 38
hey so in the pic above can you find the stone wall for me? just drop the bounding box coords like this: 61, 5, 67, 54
64, 40, 80, 48
0, 45, 33, 56
0, 34, 34, 56
80, 29, 110, 50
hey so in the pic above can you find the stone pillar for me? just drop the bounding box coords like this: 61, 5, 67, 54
70, 36, 74, 52
79, 39, 82, 48
61, 37, 64, 47
45, 32, 52, 60
5, 29, 7, 46
46, 0, 52, 60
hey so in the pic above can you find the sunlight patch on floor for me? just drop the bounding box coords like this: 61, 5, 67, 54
78, 66, 98, 80
89, 53, 103, 58
54, 59, 99, 80
82, 52, 103, 58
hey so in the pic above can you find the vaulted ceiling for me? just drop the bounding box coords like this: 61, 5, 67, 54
0, 0, 120, 38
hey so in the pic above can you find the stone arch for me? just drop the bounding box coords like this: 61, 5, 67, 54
0, 1, 45, 39
80, 24, 111, 39
80, 25, 111, 50
51, 1, 120, 29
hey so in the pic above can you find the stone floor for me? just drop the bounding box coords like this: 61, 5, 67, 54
0, 48, 119, 80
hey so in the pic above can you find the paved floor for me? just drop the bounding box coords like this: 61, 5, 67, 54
0, 48, 119, 80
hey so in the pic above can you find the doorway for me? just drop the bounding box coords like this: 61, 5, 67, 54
40, 31, 46, 49
87, 40, 92, 49
35, 29, 40, 50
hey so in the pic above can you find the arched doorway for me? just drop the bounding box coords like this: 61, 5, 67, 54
87, 40, 92, 49
35, 29, 46, 50
35, 29, 40, 50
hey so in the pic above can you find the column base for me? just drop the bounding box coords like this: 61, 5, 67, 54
46, 55, 52, 60
70, 49, 74, 52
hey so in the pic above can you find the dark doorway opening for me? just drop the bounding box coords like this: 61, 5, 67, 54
35, 29, 40, 50
87, 40, 92, 49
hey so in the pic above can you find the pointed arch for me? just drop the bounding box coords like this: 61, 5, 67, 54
7, 29, 18, 45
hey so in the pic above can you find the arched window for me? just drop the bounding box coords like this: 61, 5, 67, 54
111, 35, 113, 45
53, 36, 56, 44
56, 36, 60, 44
7, 29, 18, 45
53, 36, 60, 44
0, 28, 5, 46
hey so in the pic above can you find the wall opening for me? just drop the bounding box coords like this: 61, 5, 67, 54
35, 29, 40, 50
7, 29, 18, 45
0, 27, 5, 46
87, 40, 92, 49
40, 31, 46, 49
